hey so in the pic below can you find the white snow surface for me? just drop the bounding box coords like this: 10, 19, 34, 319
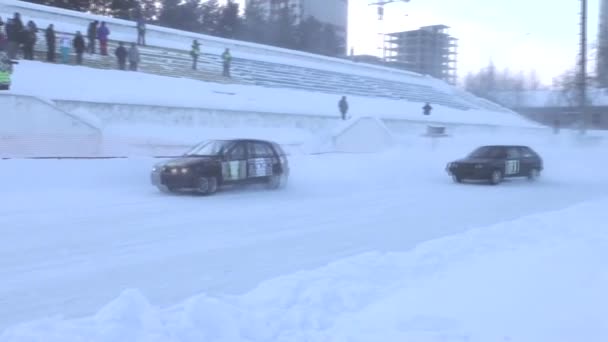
8, 61, 538, 128
1, 132, 608, 341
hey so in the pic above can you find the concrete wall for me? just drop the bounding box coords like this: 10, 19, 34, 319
0, 94, 102, 157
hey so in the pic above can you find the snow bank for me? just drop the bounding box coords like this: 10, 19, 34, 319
3, 197, 607, 342
10, 61, 539, 128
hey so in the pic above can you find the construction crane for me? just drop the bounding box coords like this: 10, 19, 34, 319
369, 0, 410, 20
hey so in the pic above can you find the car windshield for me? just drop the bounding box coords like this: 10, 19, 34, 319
468, 146, 505, 158
183, 140, 230, 156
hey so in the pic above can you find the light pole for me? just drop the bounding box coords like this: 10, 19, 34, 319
580, 0, 588, 134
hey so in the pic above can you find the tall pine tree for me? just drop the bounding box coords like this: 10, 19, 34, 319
217, 0, 240, 38
199, 0, 221, 35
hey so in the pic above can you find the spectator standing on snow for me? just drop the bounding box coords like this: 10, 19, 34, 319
128, 42, 140, 71
190, 39, 200, 70
115, 42, 127, 70
6, 13, 23, 59
423, 102, 432, 116
0, 50, 17, 90
72, 31, 85, 65
136, 17, 146, 46
45, 24, 56, 62
338, 96, 348, 120
97, 21, 109, 56
59, 35, 70, 64
221, 48, 231, 77
87, 20, 97, 54
22, 20, 38, 60
0, 17, 7, 51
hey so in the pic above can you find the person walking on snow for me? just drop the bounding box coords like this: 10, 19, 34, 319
339, 96, 349, 120
190, 40, 200, 70
97, 21, 110, 55
221, 48, 231, 77
114, 42, 127, 70
72, 31, 85, 65
45, 24, 56, 62
128, 42, 140, 71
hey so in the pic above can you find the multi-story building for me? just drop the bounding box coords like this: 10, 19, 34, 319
245, 0, 348, 54
384, 25, 458, 84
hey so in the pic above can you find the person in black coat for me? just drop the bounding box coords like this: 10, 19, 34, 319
338, 96, 348, 120
5, 13, 23, 59
72, 31, 85, 65
114, 42, 127, 70
45, 24, 56, 62
22, 20, 37, 60
87, 20, 97, 54
423, 102, 432, 115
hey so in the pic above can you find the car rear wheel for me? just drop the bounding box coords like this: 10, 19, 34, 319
489, 170, 503, 185
528, 168, 540, 181
267, 174, 288, 189
198, 176, 218, 195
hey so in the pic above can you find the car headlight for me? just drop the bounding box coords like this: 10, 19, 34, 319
180, 167, 189, 174
170, 168, 178, 174
475, 164, 484, 169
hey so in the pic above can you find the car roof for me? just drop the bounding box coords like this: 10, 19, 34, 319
206, 138, 277, 144
478, 145, 532, 149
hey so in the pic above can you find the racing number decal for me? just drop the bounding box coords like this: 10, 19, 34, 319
222, 161, 246, 181
248, 158, 273, 177
505, 160, 520, 175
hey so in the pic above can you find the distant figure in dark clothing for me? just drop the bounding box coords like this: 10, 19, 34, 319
45, 24, 56, 62
72, 31, 85, 65
97, 21, 110, 55
22, 20, 38, 60
339, 96, 348, 120
5, 13, 23, 59
423, 102, 432, 115
0, 17, 7, 51
190, 40, 200, 70
115, 42, 127, 70
128, 42, 140, 71
136, 17, 146, 46
221, 48, 231, 77
87, 20, 97, 54
553, 119, 561, 134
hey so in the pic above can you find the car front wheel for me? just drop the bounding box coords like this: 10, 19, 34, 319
197, 176, 218, 195
489, 170, 503, 185
452, 175, 462, 183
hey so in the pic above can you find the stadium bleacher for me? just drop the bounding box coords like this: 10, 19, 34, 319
1, 0, 513, 114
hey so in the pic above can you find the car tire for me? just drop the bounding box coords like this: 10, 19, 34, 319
158, 185, 173, 194
198, 176, 218, 195
452, 175, 462, 183
528, 168, 540, 181
267, 174, 287, 189
489, 170, 503, 185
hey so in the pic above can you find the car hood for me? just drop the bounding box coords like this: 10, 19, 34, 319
157, 156, 219, 168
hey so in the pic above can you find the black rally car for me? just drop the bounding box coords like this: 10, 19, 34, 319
446, 145, 543, 185
151, 139, 289, 194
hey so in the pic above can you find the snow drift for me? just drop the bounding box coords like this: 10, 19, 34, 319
2, 196, 607, 342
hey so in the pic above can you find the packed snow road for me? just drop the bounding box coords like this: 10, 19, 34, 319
1, 138, 607, 329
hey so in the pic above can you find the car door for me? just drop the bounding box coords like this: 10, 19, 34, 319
221, 142, 248, 183
504, 147, 522, 177
518, 146, 539, 173
246, 141, 275, 180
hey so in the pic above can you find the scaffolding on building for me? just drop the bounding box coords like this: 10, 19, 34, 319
383, 25, 458, 84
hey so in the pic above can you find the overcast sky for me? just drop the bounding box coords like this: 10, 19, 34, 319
233, 0, 600, 85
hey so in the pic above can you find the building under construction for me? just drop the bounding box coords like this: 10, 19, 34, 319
384, 25, 458, 84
